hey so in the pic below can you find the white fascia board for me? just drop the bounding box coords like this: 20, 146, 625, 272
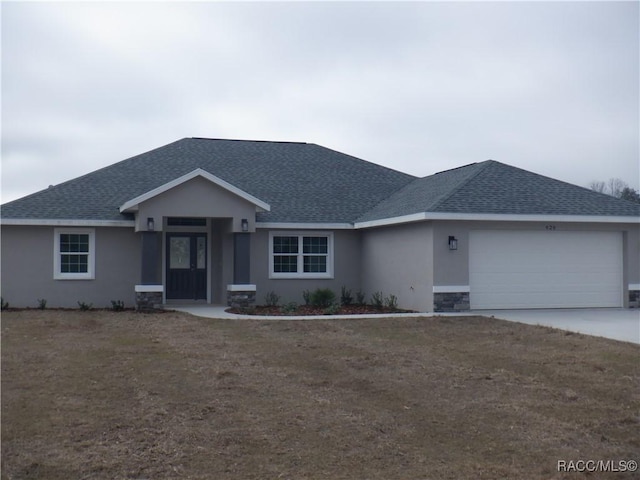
119, 168, 271, 213
0, 218, 135, 227
629, 284, 640, 291
257, 222, 353, 230
354, 213, 428, 229
354, 212, 640, 229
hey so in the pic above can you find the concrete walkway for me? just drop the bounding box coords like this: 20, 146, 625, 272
168, 304, 446, 321
168, 305, 640, 344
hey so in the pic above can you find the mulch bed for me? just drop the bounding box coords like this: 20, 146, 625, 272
226, 304, 416, 316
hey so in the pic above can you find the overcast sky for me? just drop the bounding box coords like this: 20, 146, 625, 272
2, 1, 638, 204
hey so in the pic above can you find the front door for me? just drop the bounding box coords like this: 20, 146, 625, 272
166, 234, 207, 300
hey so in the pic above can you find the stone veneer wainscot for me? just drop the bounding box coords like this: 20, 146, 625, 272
227, 284, 257, 308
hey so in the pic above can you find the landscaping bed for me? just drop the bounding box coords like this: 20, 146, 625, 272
226, 304, 415, 316
229, 287, 415, 316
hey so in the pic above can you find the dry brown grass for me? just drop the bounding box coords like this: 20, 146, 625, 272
2, 310, 639, 479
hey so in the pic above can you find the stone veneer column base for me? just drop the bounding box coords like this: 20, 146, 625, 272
433, 287, 470, 312
135, 285, 164, 312
629, 290, 640, 309
227, 284, 257, 308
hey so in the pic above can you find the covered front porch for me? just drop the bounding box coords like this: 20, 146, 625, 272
134, 216, 256, 310
117, 169, 270, 311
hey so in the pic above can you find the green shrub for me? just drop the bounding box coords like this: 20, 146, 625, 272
77, 301, 93, 311
324, 303, 341, 315
340, 286, 353, 306
110, 300, 125, 312
1, 297, 8, 311
355, 290, 366, 305
264, 291, 280, 307
370, 291, 384, 310
302, 290, 311, 306
384, 294, 399, 310
37, 298, 47, 310
310, 288, 336, 308
281, 302, 298, 314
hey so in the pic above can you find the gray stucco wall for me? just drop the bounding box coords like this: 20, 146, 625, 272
1, 226, 140, 308
250, 229, 362, 305
356, 219, 638, 312
360, 222, 434, 312
623, 224, 640, 289
4, 218, 634, 310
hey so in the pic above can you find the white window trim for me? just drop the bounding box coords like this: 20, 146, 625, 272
269, 231, 334, 279
53, 228, 96, 280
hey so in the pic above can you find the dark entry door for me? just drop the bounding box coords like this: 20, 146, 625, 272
166, 234, 207, 300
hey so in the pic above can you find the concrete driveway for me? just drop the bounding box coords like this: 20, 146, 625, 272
476, 308, 640, 344
171, 305, 639, 344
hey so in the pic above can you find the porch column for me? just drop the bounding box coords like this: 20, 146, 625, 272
136, 231, 163, 311
227, 232, 256, 308
141, 232, 161, 284
233, 233, 251, 284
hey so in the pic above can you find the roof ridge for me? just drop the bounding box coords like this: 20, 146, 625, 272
472, 159, 633, 200
502, 161, 640, 205
190, 137, 308, 145
427, 160, 493, 210
305, 144, 419, 180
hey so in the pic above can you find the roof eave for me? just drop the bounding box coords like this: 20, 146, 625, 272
256, 222, 354, 230
354, 212, 640, 229
0, 218, 136, 227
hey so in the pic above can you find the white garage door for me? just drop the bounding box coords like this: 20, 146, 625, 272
469, 230, 623, 309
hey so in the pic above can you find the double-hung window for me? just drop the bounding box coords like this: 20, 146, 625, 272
53, 228, 95, 280
269, 232, 333, 279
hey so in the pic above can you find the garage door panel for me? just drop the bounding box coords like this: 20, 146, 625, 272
473, 271, 616, 285
470, 230, 623, 309
472, 289, 622, 309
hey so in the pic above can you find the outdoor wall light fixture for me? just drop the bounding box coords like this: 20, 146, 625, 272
147, 217, 155, 232
448, 236, 458, 250
241, 218, 249, 232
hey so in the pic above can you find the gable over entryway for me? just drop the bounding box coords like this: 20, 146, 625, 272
119, 168, 270, 232
118, 168, 270, 308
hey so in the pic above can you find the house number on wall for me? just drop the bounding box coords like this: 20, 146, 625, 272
545, 225, 557, 231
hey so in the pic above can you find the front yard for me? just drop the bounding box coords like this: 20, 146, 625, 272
2, 310, 638, 479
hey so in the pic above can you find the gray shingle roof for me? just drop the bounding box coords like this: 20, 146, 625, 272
355, 162, 488, 222
2, 139, 638, 224
0, 138, 415, 223
357, 160, 640, 221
